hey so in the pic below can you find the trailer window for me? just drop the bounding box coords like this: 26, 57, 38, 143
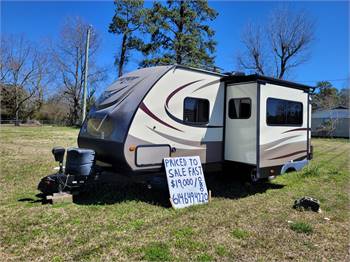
183, 97, 209, 123
228, 98, 251, 119
87, 117, 114, 138
266, 98, 303, 126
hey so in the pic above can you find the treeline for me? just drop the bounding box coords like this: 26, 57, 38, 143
1, 1, 348, 125
312, 81, 349, 111
1, 17, 107, 125
1, 0, 218, 125
109, 0, 218, 77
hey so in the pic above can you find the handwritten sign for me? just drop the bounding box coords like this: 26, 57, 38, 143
164, 156, 209, 209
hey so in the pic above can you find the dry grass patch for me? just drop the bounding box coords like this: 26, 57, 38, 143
0, 126, 349, 261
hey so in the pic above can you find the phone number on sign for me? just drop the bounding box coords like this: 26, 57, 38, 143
172, 192, 208, 205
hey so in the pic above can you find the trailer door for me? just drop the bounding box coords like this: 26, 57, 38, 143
224, 83, 257, 165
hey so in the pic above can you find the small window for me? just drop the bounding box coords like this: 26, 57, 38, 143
228, 98, 251, 119
183, 97, 209, 123
267, 98, 303, 126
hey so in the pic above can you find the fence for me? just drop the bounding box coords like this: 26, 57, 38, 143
0, 119, 74, 127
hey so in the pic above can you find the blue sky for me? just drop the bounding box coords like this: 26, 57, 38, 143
1, 1, 349, 89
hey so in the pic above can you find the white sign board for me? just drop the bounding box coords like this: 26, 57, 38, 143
164, 156, 209, 209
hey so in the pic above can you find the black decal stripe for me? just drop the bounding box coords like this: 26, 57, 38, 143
164, 106, 223, 128
268, 150, 307, 160
283, 128, 311, 134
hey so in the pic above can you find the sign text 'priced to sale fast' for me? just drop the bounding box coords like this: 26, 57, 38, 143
164, 156, 208, 209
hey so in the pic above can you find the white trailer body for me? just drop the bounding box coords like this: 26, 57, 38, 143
125, 66, 225, 170
78, 65, 313, 181
224, 77, 312, 180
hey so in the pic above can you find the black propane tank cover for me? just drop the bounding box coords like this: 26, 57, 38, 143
65, 148, 95, 176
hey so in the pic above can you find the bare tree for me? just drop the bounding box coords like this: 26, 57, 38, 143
237, 7, 314, 79
52, 17, 107, 125
237, 23, 267, 75
0, 35, 51, 124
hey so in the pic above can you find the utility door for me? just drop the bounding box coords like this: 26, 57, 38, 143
224, 83, 257, 165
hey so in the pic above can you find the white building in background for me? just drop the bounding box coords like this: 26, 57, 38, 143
312, 106, 350, 138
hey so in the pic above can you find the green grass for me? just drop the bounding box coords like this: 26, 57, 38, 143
0, 126, 349, 261
142, 243, 171, 261
196, 253, 213, 261
231, 228, 249, 239
215, 245, 228, 257
290, 222, 313, 234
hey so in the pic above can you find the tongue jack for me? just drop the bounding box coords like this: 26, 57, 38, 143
52, 147, 65, 173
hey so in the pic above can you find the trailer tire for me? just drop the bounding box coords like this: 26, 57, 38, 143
285, 167, 296, 173
250, 169, 259, 183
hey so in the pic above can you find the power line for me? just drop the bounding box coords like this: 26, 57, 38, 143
298, 78, 349, 83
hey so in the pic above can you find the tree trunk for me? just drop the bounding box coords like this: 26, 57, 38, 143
175, 1, 185, 64
118, 34, 128, 77
15, 85, 19, 126
72, 97, 80, 126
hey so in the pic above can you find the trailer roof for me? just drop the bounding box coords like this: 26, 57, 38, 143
174, 64, 225, 77
222, 74, 314, 91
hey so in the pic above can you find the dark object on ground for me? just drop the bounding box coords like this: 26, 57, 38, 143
37, 173, 67, 195
293, 196, 320, 212
38, 147, 96, 195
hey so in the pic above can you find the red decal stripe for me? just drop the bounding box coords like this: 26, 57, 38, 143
139, 102, 183, 132
165, 80, 202, 107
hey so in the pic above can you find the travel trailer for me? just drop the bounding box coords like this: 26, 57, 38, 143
77, 64, 313, 182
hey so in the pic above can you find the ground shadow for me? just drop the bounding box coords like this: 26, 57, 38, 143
20, 172, 285, 208
72, 171, 284, 207
205, 172, 285, 199
73, 182, 172, 207
18, 193, 51, 204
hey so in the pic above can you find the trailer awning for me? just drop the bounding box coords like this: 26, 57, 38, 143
222, 74, 314, 92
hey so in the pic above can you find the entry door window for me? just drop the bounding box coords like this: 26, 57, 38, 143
183, 97, 209, 123
228, 98, 251, 119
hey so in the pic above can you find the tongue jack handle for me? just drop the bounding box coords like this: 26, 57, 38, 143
52, 147, 65, 173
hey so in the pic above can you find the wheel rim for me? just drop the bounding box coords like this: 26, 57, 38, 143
250, 169, 259, 182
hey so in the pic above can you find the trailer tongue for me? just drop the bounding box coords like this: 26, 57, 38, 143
38, 147, 97, 195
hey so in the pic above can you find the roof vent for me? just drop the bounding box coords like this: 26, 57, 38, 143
232, 71, 245, 76
223, 71, 245, 76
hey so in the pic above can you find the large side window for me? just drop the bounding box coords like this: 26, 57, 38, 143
183, 97, 209, 123
267, 98, 303, 126
228, 98, 251, 119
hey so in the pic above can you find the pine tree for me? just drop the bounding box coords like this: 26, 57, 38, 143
109, 0, 145, 77
141, 0, 218, 68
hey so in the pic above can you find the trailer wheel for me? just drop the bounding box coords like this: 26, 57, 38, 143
250, 169, 259, 183
285, 167, 296, 173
